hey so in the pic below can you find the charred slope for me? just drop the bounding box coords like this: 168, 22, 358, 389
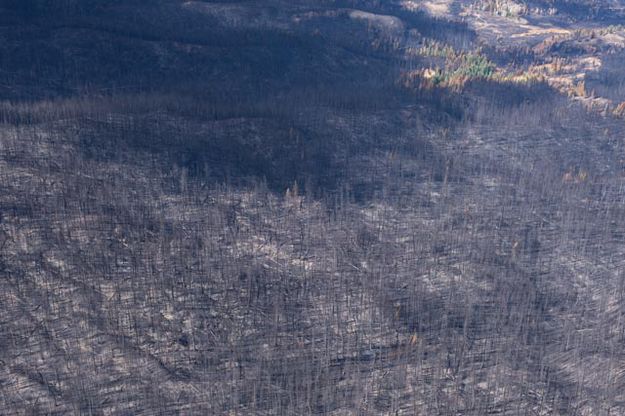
2, 1, 625, 415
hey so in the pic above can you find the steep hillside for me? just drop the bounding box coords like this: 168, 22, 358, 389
2, 1, 625, 415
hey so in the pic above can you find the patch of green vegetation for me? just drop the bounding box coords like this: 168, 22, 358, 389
407, 39, 541, 91
428, 52, 496, 88
416, 40, 496, 86
454, 53, 496, 78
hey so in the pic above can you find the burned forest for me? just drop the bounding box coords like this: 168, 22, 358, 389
2, 0, 625, 414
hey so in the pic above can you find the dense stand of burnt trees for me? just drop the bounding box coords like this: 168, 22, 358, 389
2, 0, 625, 414
2, 82, 625, 414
